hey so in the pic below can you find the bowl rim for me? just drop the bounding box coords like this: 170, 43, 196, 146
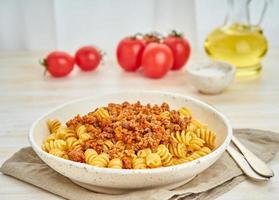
29, 91, 232, 175
186, 61, 236, 78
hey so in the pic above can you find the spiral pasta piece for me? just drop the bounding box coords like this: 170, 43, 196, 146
137, 148, 152, 158
115, 140, 124, 147
44, 133, 56, 142
103, 140, 114, 152
132, 156, 146, 169
90, 153, 110, 168
64, 128, 77, 140
146, 153, 162, 168
47, 119, 61, 134
85, 149, 98, 165
168, 143, 186, 158
171, 130, 193, 145
94, 107, 110, 120
54, 126, 68, 139
49, 148, 68, 159
156, 145, 173, 166
76, 125, 91, 142
172, 147, 211, 164
172, 157, 187, 165
178, 107, 192, 118
114, 141, 125, 152
108, 158, 123, 169
66, 137, 83, 151
184, 147, 211, 162
160, 111, 170, 119
186, 123, 196, 131
195, 128, 216, 149
42, 139, 67, 152
188, 135, 205, 151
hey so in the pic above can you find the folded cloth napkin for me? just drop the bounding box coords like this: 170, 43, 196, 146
1, 129, 279, 200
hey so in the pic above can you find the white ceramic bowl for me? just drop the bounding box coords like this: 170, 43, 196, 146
29, 91, 232, 194
186, 61, 236, 94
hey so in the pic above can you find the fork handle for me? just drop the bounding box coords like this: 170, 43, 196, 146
232, 135, 274, 178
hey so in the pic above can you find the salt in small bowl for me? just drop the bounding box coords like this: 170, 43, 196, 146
186, 61, 236, 94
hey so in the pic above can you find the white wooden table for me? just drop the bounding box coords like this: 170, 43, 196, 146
0, 50, 278, 199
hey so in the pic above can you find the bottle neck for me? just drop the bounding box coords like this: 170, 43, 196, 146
225, 0, 250, 26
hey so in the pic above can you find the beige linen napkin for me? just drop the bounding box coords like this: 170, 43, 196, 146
1, 129, 279, 200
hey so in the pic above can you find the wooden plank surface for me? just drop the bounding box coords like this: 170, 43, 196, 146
0, 51, 278, 199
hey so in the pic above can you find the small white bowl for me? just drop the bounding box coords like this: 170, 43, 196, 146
186, 61, 236, 94
29, 91, 232, 194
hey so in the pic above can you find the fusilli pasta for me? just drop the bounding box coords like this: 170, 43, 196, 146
132, 156, 146, 169
94, 107, 110, 120
85, 149, 98, 165
44, 133, 56, 142
146, 153, 162, 168
171, 130, 192, 145
103, 140, 114, 152
42, 102, 217, 169
49, 148, 68, 159
178, 107, 192, 118
66, 137, 82, 151
168, 143, 186, 158
64, 128, 77, 140
137, 148, 152, 158
160, 111, 171, 119
54, 126, 68, 140
76, 125, 91, 142
195, 128, 216, 149
156, 145, 173, 166
188, 136, 205, 151
184, 147, 212, 162
108, 158, 123, 169
42, 139, 67, 152
47, 119, 61, 134
90, 153, 110, 168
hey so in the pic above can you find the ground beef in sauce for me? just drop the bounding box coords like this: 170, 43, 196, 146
66, 101, 191, 169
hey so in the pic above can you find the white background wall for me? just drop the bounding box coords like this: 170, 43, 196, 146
54, 0, 197, 56
0, 0, 278, 57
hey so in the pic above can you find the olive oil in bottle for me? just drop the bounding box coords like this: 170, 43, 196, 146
204, 0, 269, 77
205, 23, 268, 77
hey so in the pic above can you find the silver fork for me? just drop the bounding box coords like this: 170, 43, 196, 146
226, 135, 274, 181
227, 145, 269, 181
231, 135, 274, 178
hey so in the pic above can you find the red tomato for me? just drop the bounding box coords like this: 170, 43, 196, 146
143, 33, 161, 45
75, 46, 101, 71
163, 31, 191, 70
141, 43, 173, 79
42, 51, 74, 77
116, 37, 145, 72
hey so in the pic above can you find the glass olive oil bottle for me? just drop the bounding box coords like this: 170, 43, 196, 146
204, 0, 269, 77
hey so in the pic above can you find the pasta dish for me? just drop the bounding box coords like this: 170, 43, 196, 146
42, 101, 216, 169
